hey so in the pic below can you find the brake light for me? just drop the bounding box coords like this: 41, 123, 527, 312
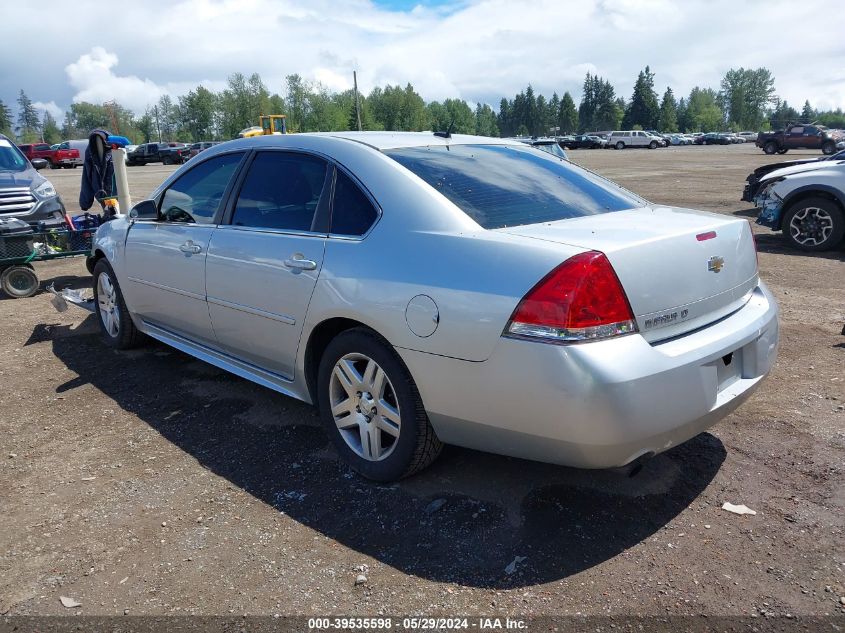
505, 251, 638, 343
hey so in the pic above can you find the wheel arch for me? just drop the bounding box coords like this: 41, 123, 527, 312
779, 186, 845, 230
303, 317, 392, 408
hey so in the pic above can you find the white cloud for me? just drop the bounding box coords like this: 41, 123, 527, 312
1, 0, 843, 117
32, 101, 63, 121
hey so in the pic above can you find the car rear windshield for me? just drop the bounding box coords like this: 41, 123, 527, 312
384, 144, 644, 229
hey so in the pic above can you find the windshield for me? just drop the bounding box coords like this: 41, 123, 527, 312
0, 139, 29, 172
384, 144, 645, 229
534, 142, 567, 159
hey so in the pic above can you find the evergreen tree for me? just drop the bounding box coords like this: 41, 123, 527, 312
578, 72, 596, 132
558, 91, 578, 134
474, 103, 499, 137
801, 100, 815, 122
658, 87, 678, 133
622, 66, 659, 129
41, 111, 61, 144
0, 99, 13, 137
16, 90, 40, 141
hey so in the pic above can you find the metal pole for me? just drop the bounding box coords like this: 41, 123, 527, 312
112, 148, 132, 215
353, 71, 363, 131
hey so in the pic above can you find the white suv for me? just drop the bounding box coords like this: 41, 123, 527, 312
608, 131, 661, 150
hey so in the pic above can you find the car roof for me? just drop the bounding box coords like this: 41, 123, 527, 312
298, 131, 521, 150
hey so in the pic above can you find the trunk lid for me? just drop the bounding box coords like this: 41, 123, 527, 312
499, 206, 759, 342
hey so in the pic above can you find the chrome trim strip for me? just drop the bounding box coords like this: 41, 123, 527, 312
126, 276, 205, 301
206, 295, 296, 325
213, 224, 326, 239
141, 321, 300, 392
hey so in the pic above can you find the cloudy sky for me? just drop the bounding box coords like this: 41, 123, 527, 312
2, 0, 843, 122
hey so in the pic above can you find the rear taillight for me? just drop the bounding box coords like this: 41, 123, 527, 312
505, 251, 638, 343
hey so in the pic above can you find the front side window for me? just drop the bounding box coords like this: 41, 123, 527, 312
384, 144, 644, 230
330, 170, 378, 236
231, 151, 328, 231
159, 152, 244, 224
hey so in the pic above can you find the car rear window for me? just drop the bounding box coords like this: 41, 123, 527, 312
384, 144, 644, 229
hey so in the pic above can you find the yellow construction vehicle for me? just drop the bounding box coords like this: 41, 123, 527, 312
238, 115, 288, 138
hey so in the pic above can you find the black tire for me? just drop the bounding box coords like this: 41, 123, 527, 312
763, 141, 778, 155
47, 159, 57, 169
0, 265, 39, 298
92, 259, 143, 349
615, 141, 625, 150
163, 156, 173, 165
781, 196, 845, 252
649, 140, 658, 149
822, 141, 836, 155
317, 327, 442, 481
777, 148, 789, 154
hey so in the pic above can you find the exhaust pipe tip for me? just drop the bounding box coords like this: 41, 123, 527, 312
614, 452, 654, 478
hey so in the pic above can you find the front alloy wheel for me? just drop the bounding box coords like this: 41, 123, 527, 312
97, 271, 121, 338
783, 197, 845, 251
92, 259, 142, 349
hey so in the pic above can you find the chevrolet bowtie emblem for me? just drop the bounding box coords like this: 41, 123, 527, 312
708, 255, 725, 273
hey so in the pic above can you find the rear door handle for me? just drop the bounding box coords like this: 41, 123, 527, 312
283, 254, 317, 271
179, 240, 202, 254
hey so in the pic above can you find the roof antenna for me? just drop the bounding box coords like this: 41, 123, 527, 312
434, 120, 454, 139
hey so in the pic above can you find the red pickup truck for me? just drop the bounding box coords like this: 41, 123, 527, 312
17, 142, 81, 169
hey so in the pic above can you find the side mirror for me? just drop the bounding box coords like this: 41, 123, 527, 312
31, 158, 48, 170
129, 199, 159, 220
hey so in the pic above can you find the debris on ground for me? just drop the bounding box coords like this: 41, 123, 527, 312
59, 596, 81, 608
722, 502, 757, 516
355, 574, 367, 586
424, 498, 447, 514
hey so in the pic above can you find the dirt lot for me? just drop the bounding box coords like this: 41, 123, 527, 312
1, 145, 843, 621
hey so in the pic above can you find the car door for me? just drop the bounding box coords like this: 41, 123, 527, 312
205, 150, 332, 379
787, 126, 804, 149
123, 151, 246, 346
802, 126, 822, 150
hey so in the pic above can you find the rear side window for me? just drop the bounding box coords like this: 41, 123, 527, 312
159, 152, 244, 224
384, 144, 644, 230
231, 151, 328, 232
330, 170, 378, 236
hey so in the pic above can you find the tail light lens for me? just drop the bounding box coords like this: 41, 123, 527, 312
505, 251, 637, 343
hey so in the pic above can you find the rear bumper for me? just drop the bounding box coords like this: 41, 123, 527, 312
398, 281, 779, 469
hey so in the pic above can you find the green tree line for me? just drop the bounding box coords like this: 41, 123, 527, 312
2, 66, 843, 144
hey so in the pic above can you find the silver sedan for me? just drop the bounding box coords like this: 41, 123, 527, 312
91, 132, 779, 481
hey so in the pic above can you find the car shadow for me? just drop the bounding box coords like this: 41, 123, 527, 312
751, 232, 845, 261
41, 318, 726, 589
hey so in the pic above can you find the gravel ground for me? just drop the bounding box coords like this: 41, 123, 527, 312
0, 144, 843, 620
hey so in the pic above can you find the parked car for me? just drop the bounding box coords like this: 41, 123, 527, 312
90, 132, 778, 481
753, 160, 845, 250
123, 145, 138, 165
696, 133, 731, 145
741, 149, 845, 202
127, 142, 191, 165
737, 131, 759, 143
566, 135, 607, 149
608, 130, 662, 149
669, 134, 692, 146
756, 124, 843, 155
17, 142, 81, 169
189, 141, 223, 158
0, 134, 67, 224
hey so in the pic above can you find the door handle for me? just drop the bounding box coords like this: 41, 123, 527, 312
283, 253, 317, 271
179, 240, 202, 254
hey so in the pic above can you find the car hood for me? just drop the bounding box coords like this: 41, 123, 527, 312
0, 167, 41, 190
759, 160, 845, 185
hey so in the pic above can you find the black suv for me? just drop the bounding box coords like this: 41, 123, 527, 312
0, 134, 67, 224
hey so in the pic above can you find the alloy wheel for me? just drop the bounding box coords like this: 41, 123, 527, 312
97, 272, 121, 338
789, 206, 834, 247
329, 353, 401, 461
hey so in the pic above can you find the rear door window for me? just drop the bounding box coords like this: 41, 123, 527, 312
384, 144, 644, 230
330, 170, 378, 236
230, 151, 328, 232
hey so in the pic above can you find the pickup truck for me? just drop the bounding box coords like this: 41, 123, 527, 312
127, 142, 191, 166
17, 142, 81, 169
756, 124, 844, 155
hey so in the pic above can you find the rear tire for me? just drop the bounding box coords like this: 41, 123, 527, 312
0, 265, 38, 298
317, 327, 442, 481
763, 141, 778, 155
93, 259, 142, 349
615, 141, 625, 150
782, 196, 845, 252
163, 157, 173, 165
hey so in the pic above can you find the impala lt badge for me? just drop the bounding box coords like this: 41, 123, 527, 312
708, 255, 725, 273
